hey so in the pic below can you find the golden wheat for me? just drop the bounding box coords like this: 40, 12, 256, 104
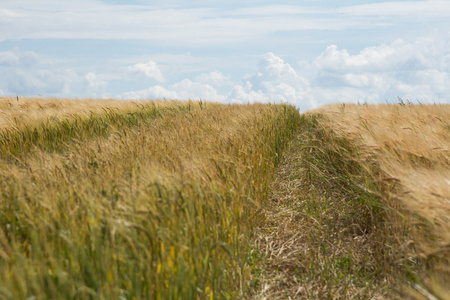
4, 97, 446, 299
308, 104, 450, 236
0, 97, 164, 129
0, 97, 300, 299
307, 103, 450, 298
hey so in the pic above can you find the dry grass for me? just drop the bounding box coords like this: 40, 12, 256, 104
0, 97, 154, 129
0, 97, 194, 160
0, 97, 301, 299
3, 97, 447, 299
309, 103, 450, 228
249, 103, 449, 299
307, 103, 450, 298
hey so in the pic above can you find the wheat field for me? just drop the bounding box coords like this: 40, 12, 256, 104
0, 97, 448, 299
0, 97, 300, 299
309, 103, 450, 244
0, 97, 150, 129
306, 103, 450, 298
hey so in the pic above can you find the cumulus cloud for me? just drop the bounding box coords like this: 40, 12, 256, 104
85, 72, 106, 89
228, 81, 264, 104
194, 71, 232, 86
121, 34, 450, 110
229, 52, 314, 108
122, 85, 177, 100
3, 33, 450, 110
7, 69, 107, 97
0, 48, 38, 66
8, 69, 76, 95
129, 60, 165, 82
309, 34, 450, 104
0, 48, 108, 97
123, 53, 313, 107
122, 79, 226, 102
227, 34, 450, 109
313, 37, 448, 74
171, 79, 226, 102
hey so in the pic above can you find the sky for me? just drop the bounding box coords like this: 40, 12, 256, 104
1, 0, 450, 110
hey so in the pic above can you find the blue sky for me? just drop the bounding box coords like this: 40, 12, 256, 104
1, 0, 450, 110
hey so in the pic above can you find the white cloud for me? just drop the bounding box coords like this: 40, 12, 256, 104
122, 85, 177, 100
308, 87, 371, 106
227, 34, 450, 109
7, 69, 75, 95
3, 2, 449, 46
309, 34, 450, 104
0, 8, 28, 18
0, 48, 108, 97
129, 60, 165, 82
3, 31, 450, 109
120, 33, 450, 110
343, 1, 450, 19
7, 69, 107, 97
0, 48, 38, 66
85, 72, 107, 90
229, 52, 314, 108
257, 52, 303, 85
172, 79, 226, 102
314, 36, 449, 74
122, 79, 226, 102
194, 71, 232, 86
123, 53, 300, 104
228, 83, 267, 104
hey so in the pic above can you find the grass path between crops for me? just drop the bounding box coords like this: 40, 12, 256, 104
246, 115, 417, 299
